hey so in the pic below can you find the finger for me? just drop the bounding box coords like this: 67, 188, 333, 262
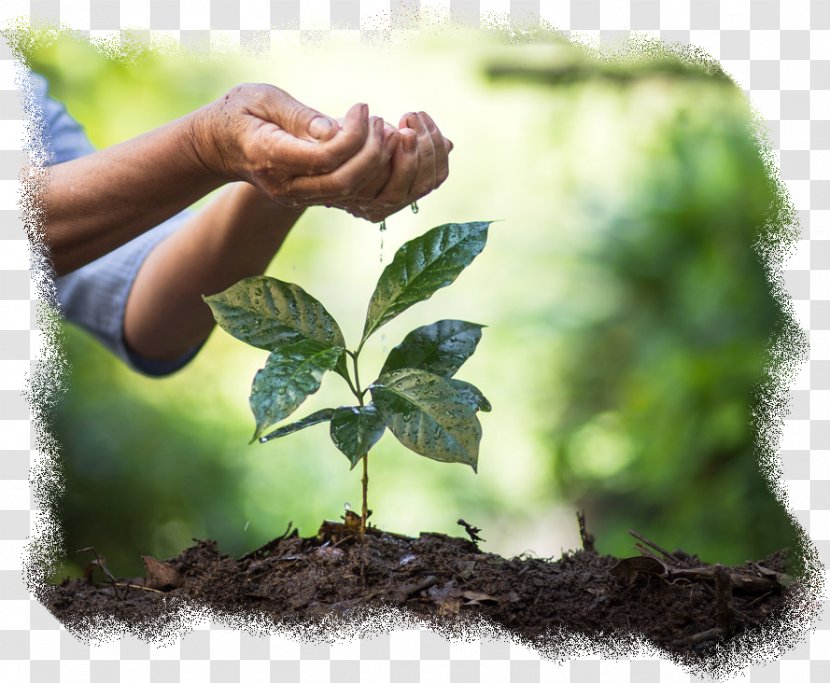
257, 102, 371, 177
284, 115, 387, 199
351, 126, 399, 200
403, 112, 438, 199
371, 128, 419, 214
256, 86, 340, 142
419, 111, 450, 189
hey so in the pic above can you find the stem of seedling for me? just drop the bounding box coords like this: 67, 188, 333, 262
347, 349, 370, 537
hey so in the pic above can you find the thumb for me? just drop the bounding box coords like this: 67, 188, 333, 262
274, 91, 339, 142
307, 114, 338, 141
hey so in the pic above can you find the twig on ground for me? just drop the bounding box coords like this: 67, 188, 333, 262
457, 519, 485, 545
114, 583, 165, 595
577, 511, 595, 552
628, 529, 674, 561
78, 546, 123, 601
685, 627, 725, 645
714, 564, 735, 630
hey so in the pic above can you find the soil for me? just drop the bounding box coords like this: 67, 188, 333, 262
46, 516, 801, 669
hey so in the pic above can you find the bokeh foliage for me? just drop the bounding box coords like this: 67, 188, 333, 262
488, 45, 799, 562
19, 30, 800, 577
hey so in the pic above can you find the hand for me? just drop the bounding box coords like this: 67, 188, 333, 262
327, 111, 453, 223
193, 83, 379, 204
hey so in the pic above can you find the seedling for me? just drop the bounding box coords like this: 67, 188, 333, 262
204, 221, 492, 535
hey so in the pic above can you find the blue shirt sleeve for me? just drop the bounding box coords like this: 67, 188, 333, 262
33, 72, 203, 376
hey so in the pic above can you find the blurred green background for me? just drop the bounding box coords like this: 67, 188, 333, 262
21, 30, 799, 577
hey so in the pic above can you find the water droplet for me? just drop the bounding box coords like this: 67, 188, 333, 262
379, 219, 387, 232
243, 520, 250, 532
410, 201, 419, 214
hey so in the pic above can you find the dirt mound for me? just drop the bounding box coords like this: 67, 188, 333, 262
45, 518, 799, 668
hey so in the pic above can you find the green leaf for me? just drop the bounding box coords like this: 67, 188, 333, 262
204, 275, 345, 352
370, 368, 482, 471
259, 408, 335, 444
449, 379, 492, 413
329, 405, 386, 469
361, 222, 491, 346
381, 320, 484, 378
249, 340, 344, 442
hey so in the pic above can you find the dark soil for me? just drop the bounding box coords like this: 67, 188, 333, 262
46, 518, 800, 667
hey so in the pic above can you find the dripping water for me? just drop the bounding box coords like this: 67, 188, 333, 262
410, 201, 419, 214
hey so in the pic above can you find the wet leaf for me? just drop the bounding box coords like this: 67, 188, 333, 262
204, 275, 345, 351
370, 368, 482, 471
329, 405, 386, 468
381, 319, 484, 378
250, 341, 344, 441
361, 222, 491, 345
448, 379, 492, 413
259, 409, 335, 443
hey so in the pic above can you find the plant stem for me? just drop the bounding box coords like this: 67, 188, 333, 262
351, 351, 362, 404
349, 349, 370, 537
361, 453, 369, 536
340, 361, 359, 397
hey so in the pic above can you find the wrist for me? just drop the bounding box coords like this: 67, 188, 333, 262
186, 100, 235, 182
232, 182, 305, 231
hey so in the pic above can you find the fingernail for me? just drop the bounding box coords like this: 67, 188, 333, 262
361, 103, 369, 118
309, 116, 335, 140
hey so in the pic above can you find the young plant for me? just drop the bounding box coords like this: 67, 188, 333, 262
204, 221, 492, 534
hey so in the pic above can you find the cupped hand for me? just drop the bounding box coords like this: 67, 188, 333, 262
193, 83, 375, 203
324, 111, 453, 223
193, 84, 452, 221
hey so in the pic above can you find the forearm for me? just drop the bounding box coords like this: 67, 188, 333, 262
43, 107, 223, 276
123, 183, 302, 361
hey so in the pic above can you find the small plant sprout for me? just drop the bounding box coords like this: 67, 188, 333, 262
204, 221, 493, 535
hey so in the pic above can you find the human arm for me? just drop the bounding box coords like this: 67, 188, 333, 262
44, 83, 373, 276
42, 77, 452, 370
121, 183, 303, 362
121, 109, 456, 363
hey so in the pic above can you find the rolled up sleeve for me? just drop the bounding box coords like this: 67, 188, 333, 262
55, 212, 205, 376
32, 71, 201, 376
